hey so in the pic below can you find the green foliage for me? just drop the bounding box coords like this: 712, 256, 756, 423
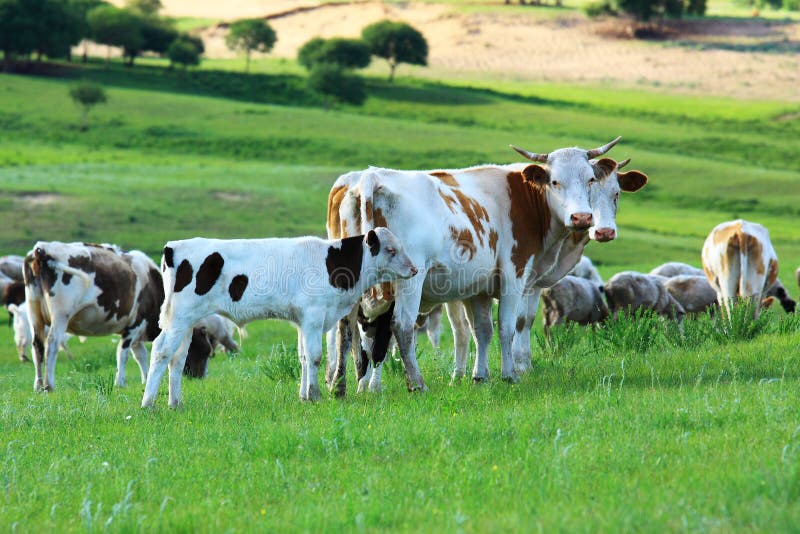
125, 0, 160, 16
361, 20, 428, 81
87, 5, 144, 64
0, 0, 85, 63
297, 37, 371, 70
784, 0, 800, 10
139, 16, 178, 55
583, 0, 619, 15
616, 0, 706, 20
225, 18, 277, 73
68, 80, 107, 129
260, 343, 301, 381
307, 62, 367, 107
167, 35, 202, 69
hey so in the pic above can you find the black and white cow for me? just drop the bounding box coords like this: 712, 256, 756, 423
141, 228, 417, 408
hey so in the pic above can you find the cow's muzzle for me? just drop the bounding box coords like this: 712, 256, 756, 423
570, 212, 593, 230
594, 228, 616, 242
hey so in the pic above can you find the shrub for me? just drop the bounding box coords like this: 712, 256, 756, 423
583, 0, 618, 16
168, 37, 201, 69
69, 81, 107, 130
307, 63, 366, 107
298, 37, 370, 70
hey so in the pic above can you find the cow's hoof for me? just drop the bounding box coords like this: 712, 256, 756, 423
472, 376, 489, 384
502, 375, 520, 384
449, 374, 465, 386
514, 362, 532, 375
19, 356, 29, 363
407, 382, 428, 393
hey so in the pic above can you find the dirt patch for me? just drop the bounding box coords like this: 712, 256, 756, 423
213, 191, 250, 202
7, 192, 64, 206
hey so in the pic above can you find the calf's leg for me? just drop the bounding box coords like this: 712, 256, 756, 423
142, 327, 191, 408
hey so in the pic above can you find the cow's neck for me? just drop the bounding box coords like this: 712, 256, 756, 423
506, 172, 552, 278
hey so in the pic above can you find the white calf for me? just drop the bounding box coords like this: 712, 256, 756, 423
141, 228, 417, 407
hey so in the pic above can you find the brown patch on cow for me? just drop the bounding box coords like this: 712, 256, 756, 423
365, 199, 374, 226
326, 236, 363, 290
431, 171, 459, 187
327, 185, 348, 238
374, 207, 387, 228
31, 247, 59, 295
368, 282, 395, 302
74, 248, 137, 322
488, 229, 499, 254
195, 252, 225, 295
571, 231, 586, 244
713, 221, 743, 248
767, 258, 779, 290
439, 190, 458, 214
450, 226, 476, 260
515, 316, 526, 333
453, 189, 490, 245
174, 260, 193, 292
745, 235, 765, 275
229, 274, 248, 301
506, 172, 551, 277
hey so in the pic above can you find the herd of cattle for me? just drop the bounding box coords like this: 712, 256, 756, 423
1, 137, 795, 407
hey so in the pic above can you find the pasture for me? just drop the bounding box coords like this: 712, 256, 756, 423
2, 61, 800, 530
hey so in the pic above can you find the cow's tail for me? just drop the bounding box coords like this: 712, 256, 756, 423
32, 247, 93, 289
159, 245, 179, 329
358, 169, 380, 234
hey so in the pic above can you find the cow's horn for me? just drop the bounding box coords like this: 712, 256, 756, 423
510, 145, 548, 163
586, 136, 622, 158
617, 157, 631, 170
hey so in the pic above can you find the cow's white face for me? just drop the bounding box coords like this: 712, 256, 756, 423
543, 148, 595, 230
369, 227, 418, 282
588, 158, 648, 242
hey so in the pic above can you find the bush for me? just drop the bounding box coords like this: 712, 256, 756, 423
307, 63, 366, 107
87, 5, 144, 65
298, 37, 370, 70
168, 37, 201, 69
362, 20, 428, 82
583, 0, 618, 16
69, 81, 107, 130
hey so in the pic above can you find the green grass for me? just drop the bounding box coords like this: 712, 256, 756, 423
2, 59, 800, 530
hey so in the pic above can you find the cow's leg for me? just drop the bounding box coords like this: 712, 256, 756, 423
297, 327, 309, 400
60, 340, 75, 361
44, 319, 69, 391
497, 295, 522, 382
131, 342, 149, 384
356, 318, 376, 393
426, 305, 443, 349
30, 320, 46, 390
166, 330, 196, 409
389, 278, 426, 392
142, 327, 191, 408
367, 302, 394, 393
466, 295, 494, 382
299, 324, 323, 401
115, 338, 134, 387
447, 301, 470, 384
512, 289, 540, 375
327, 307, 357, 397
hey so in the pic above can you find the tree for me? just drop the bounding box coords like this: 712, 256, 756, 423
69, 81, 107, 130
298, 37, 371, 70
36, 0, 84, 61
361, 20, 427, 82
616, 0, 704, 20
307, 63, 366, 108
69, 0, 108, 62
87, 5, 144, 65
168, 35, 201, 69
225, 18, 276, 73
140, 16, 178, 55
125, 0, 161, 16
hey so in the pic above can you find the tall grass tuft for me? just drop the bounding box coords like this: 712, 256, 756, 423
259, 343, 300, 381
593, 309, 670, 355
713, 300, 773, 343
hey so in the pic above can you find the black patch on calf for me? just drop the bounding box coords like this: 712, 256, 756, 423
62, 272, 72, 285
163, 246, 175, 269
174, 260, 193, 292
121, 338, 132, 349
195, 252, 224, 295
371, 302, 395, 366
326, 236, 363, 290
4, 282, 25, 307
184, 328, 213, 378
366, 230, 380, 257
229, 274, 248, 301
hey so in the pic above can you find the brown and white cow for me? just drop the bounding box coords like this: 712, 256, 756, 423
326, 138, 646, 393
702, 219, 788, 319
23, 242, 165, 391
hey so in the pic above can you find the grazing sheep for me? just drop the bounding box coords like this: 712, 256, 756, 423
541, 275, 608, 335
569, 255, 604, 285
604, 271, 685, 323
649, 262, 705, 278
663, 275, 718, 315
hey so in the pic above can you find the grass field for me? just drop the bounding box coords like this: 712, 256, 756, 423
1, 59, 800, 530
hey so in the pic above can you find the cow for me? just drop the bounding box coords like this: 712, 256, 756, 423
140, 228, 417, 408
325, 138, 646, 393
7, 302, 76, 362
764, 280, 795, 314
649, 262, 705, 278
541, 275, 609, 336
23, 242, 165, 391
569, 255, 604, 285
662, 275, 718, 315
0, 255, 24, 281
194, 314, 241, 353
604, 271, 685, 323
701, 219, 785, 319
184, 327, 214, 379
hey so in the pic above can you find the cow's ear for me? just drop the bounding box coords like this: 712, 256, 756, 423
522, 165, 549, 186
592, 158, 617, 180
761, 296, 776, 310
618, 171, 648, 192
366, 230, 380, 257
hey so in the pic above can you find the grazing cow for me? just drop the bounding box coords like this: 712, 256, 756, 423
541, 275, 608, 335
701, 219, 785, 319
184, 327, 214, 378
7, 302, 75, 362
662, 275, 718, 315
764, 280, 796, 314
326, 138, 646, 393
4, 281, 25, 308
649, 262, 705, 278
195, 314, 241, 353
141, 228, 417, 408
0, 255, 24, 281
23, 242, 164, 391
569, 255, 604, 285
604, 271, 685, 323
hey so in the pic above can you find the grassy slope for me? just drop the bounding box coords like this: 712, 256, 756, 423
2, 63, 800, 530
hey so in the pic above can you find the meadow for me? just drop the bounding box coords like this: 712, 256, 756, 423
1, 58, 800, 530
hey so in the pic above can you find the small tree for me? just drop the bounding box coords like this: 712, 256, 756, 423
69, 82, 107, 130
298, 37, 371, 70
307, 63, 366, 108
361, 20, 427, 82
225, 18, 276, 73
87, 5, 144, 65
140, 17, 178, 56
168, 35, 201, 69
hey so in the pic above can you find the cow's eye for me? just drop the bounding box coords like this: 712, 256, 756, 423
386, 247, 396, 257
588, 177, 596, 184
551, 180, 559, 187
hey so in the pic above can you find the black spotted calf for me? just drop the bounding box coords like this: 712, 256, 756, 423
141, 227, 417, 408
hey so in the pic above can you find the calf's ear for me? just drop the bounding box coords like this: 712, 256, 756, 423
522, 165, 549, 186
366, 230, 380, 257
618, 171, 648, 192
